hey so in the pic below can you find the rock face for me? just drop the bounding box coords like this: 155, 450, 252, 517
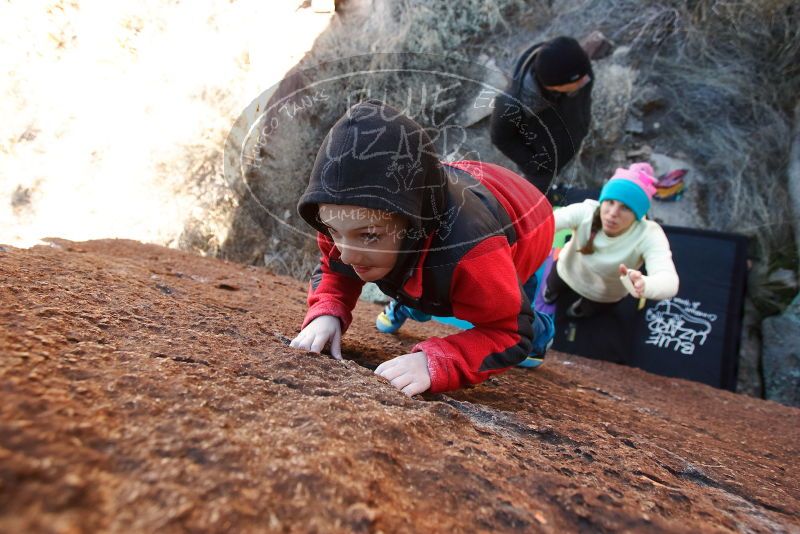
736, 297, 764, 399
789, 101, 800, 276
762, 294, 800, 406
1, 240, 798, 532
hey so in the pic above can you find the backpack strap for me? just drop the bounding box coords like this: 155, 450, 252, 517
510, 42, 543, 92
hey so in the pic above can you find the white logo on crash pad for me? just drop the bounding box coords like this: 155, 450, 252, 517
644, 298, 717, 355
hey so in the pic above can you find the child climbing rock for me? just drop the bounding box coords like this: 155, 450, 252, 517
543, 162, 680, 318
290, 100, 555, 396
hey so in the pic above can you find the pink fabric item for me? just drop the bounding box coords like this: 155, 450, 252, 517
610, 162, 657, 199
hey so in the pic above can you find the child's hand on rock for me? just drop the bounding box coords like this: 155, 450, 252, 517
619, 264, 646, 298
290, 315, 342, 359
375, 351, 431, 397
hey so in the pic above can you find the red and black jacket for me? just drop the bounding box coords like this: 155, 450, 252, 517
297, 102, 553, 393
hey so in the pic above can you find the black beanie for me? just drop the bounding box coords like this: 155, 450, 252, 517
534, 36, 591, 87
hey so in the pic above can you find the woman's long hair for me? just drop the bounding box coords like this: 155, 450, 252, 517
578, 207, 602, 254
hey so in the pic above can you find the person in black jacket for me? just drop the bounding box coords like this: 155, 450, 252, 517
490, 36, 593, 195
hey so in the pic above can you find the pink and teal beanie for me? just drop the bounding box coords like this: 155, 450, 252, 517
598, 162, 657, 220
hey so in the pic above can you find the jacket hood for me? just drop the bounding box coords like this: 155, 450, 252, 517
297, 100, 446, 242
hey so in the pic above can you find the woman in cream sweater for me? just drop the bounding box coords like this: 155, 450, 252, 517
543, 162, 679, 318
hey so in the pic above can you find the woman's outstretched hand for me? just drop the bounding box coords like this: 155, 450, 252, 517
619, 264, 646, 298
290, 315, 342, 359
375, 351, 431, 397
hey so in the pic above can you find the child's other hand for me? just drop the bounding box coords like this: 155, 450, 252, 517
619, 264, 646, 298
290, 315, 342, 359
374, 351, 431, 397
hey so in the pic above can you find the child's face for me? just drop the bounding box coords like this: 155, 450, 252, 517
318, 204, 408, 282
600, 199, 636, 237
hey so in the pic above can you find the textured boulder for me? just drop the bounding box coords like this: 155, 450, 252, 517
736, 297, 763, 398
789, 101, 800, 275
762, 294, 800, 406
0, 240, 798, 532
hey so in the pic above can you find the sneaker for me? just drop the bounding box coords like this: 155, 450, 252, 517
375, 300, 411, 334
518, 340, 553, 368
542, 284, 559, 304
518, 312, 554, 368
518, 356, 544, 368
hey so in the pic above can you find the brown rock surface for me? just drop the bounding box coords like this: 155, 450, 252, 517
1, 239, 798, 533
